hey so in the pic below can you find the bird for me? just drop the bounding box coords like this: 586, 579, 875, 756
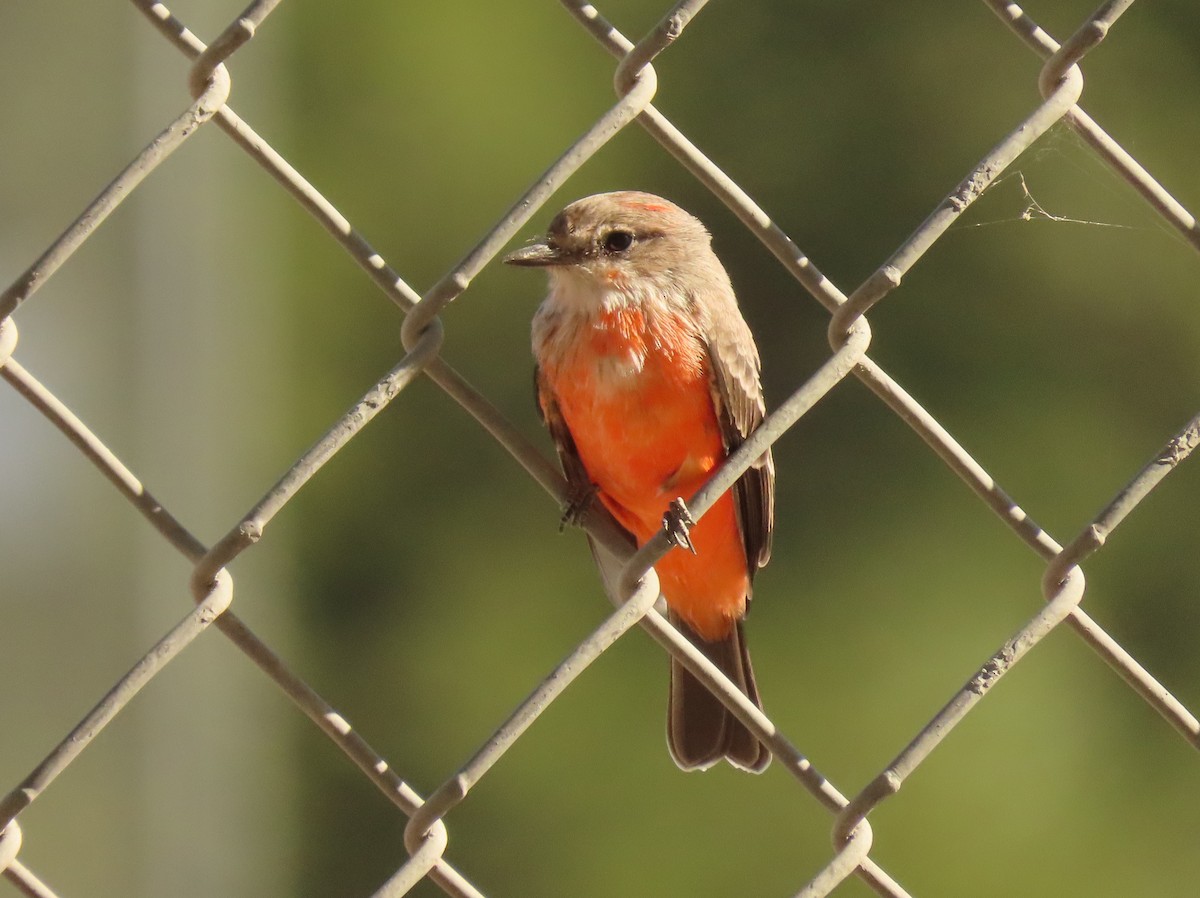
505, 190, 774, 772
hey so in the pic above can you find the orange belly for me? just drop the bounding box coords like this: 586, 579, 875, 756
545, 307, 749, 641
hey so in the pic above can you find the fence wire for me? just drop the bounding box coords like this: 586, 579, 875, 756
2, 0, 1199, 895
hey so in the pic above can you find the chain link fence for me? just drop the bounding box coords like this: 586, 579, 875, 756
2, 0, 1199, 895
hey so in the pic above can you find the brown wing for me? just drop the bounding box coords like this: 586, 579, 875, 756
534, 365, 594, 499
704, 312, 774, 581
536, 365, 638, 601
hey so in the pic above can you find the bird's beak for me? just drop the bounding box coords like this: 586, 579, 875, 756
503, 242, 565, 267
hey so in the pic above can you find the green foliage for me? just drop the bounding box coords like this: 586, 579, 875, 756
282, 2, 1200, 895
3, 1, 1199, 896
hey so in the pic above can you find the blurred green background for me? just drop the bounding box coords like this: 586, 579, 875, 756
2, 1, 1199, 896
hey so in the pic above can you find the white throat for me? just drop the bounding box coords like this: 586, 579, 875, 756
532, 269, 653, 383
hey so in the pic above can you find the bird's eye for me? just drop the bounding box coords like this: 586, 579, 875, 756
602, 229, 634, 254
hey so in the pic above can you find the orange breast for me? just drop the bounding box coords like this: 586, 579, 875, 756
544, 306, 749, 640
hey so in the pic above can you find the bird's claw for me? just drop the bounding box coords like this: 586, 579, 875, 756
662, 498, 697, 554
559, 483, 598, 532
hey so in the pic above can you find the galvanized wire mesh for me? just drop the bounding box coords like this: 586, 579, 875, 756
2, 0, 1198, 895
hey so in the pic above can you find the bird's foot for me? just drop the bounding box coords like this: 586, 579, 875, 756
559, 483, 598, 532
662, 498, 697, 555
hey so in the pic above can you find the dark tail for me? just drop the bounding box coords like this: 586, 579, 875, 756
667, 612, 770, 773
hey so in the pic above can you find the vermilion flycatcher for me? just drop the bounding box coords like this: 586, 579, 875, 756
506, 191, 774, 772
